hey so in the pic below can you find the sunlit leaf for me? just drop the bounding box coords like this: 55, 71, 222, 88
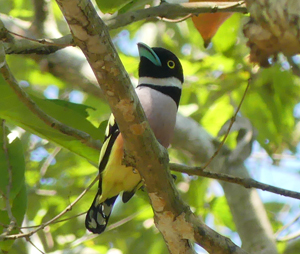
213, 14, 241, 52
0, 80, 102, 164
242, 65, 299, 154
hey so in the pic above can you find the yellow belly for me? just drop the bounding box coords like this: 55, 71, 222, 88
99, 134, 141, 202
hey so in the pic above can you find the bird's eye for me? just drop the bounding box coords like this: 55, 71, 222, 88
167, 60, 175, 69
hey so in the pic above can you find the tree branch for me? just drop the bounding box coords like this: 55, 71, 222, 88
54, 0, 247, 253
106, 1, 247, 29
170, 163, 300, 200
4, 32, 74, 55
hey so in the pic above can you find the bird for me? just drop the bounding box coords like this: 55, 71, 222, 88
85, 42, 184, 234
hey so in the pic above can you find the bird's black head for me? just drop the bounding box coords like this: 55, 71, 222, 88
137, 43, 184, 84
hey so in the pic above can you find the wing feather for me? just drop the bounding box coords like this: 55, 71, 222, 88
99, 114, 120, 174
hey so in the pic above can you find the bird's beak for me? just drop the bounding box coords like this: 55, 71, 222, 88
137, 43, 162, 67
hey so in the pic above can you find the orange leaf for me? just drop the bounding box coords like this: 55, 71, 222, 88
190, 0, 233, 47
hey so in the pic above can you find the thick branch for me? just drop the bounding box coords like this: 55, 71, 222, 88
55, 0, 247, 253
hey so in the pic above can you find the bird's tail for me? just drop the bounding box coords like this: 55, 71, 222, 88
85, 192, 118, 234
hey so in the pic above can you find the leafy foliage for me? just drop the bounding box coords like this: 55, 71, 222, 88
0, 125, 27, 251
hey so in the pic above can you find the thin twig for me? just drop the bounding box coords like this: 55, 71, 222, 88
71, 207, 150, 247
170, 163, 300, 200
25, 237, 45, 254
201, 78, 251, 170
276, 229, 300, 242
19, 212, 86, 229
7, 30, 73, 47
217, 1, 245, 10
7, 205, 146, 242
275, 212, 300, 238
0, 61, 101, 151
160, 14, 193, 23
2, 175, 99, 239
39, 147, 61, 181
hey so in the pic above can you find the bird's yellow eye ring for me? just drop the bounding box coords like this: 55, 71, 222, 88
167, 60, 175, 69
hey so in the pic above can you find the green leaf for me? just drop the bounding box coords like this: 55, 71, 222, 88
264, 202, 285, 214
0, 183, 27, 252
213, 14, 241, 52
201, 95, 233, 136
8, 0, 33, 19
46, 99, 94, 118
95, 0, 132, 13
184, 178, 210, 215
6, 56, 65, 88
0, 125, 25, 202
211, 196, 235, 231
118, 0, 152, 14
0, 79, 101, 164
241, 65, 299, 154
98, 120, 108, 143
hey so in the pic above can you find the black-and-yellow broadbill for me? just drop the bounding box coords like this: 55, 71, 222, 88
85, 43, 184, 234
